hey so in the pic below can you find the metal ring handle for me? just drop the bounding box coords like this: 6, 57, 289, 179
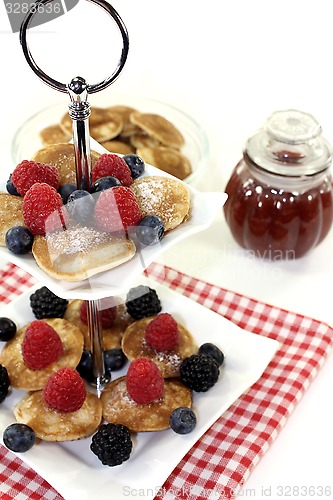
19, 0, 129, 94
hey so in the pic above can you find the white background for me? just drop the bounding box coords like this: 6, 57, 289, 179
1, 1, 333, 498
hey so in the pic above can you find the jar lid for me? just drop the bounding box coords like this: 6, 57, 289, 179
245, 109, 333, 176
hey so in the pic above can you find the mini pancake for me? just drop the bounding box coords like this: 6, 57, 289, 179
60, 107, 123, 142
122, 316, 197, 378
101, 376, 191, 432
136, 146, 192, 180
107, 105, 139, 138
31, 143, 101, 185
64, 299, 134, 350
32, 226, 136, 282
129, 132, 160, 150
130, 175, 190, 231
102, 140, 135, 155
0, 193, 25, 246
14, 390, 102, 441
0, 318, 84, 391
130, 112, 185, 149
39, 124, 71, 145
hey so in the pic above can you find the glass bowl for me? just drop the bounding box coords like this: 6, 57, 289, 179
11, 93, 209, 185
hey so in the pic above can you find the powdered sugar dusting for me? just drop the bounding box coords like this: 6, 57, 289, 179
117, 381, 136, 406
46, 225, 110, 255
133, 178, 161, 207
142, 338, 181, 369
130, 176, 190, 230
155, 351, 181, 368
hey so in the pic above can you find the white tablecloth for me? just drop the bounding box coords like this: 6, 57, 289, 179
1, 1, 333, 497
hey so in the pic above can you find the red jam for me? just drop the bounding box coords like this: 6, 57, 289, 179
223, 110, 333, 260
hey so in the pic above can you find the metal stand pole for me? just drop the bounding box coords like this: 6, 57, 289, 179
68, 77, 109, 394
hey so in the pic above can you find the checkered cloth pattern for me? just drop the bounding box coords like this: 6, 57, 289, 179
0, 261, 332, 500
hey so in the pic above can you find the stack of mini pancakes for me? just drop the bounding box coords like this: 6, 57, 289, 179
40, 104, 192, 181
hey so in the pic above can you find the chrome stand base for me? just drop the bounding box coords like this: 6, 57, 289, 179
87, 299, 111, 397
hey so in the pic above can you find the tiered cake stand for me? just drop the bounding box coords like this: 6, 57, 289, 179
4, 0, 226, 395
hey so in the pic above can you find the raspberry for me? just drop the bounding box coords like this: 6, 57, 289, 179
126, 357, 164, 405
94, 186, 141, 233
43, 368, 86, 413
145, 313, 179, 351
23, 183, 68, 235
79, 299, 117, 328
22, 320, 63, 370
92, 154, 133, 186
12, 160, 60, 196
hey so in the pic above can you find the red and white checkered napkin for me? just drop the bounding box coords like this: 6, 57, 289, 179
1, 262, 333, 500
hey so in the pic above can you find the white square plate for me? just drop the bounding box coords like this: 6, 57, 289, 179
0, 277, 279, 500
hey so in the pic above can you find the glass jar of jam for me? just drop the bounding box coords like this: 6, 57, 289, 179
224, 109, 333, 259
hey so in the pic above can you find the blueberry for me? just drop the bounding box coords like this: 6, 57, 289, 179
198, 343, 224, 366
136, 215, 164, 245
0, 317, 17, 341
5, 226, 34, 255
66, 189, 95, 225
104, 348, 127, 372
0, 364, 10, 403
58, 183, 77, 204
6, 174, 20, 196
91, 176, 121, 193
169, 407, 197, 434
77, 349, 115, 384
123, 154, 145, 179
76, 349, 95, 383
3, 423, 36, 452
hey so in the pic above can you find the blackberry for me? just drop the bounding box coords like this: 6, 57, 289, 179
180, 354, 220, 392
198, 343, 224, 366
125, 285, 161, 320
90, 423, 132, 466
30, 286, 68, 319
0, 364, 10, 403
3, 423, 36, 452
170, 407, 197, 434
